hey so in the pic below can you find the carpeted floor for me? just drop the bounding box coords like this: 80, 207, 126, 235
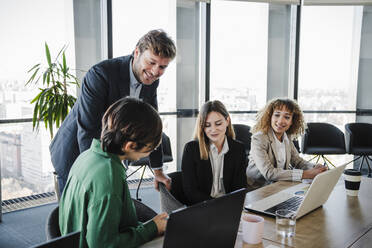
0, 186, 160, 248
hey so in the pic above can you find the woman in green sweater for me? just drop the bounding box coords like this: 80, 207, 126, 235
59, 97, 167, 248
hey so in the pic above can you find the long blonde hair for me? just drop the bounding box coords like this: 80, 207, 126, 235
252, 98, 306, 139
193, 100, 235, 160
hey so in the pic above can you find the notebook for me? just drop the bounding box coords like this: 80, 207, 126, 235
163, 188, 246, 248
245, 163, 347, 219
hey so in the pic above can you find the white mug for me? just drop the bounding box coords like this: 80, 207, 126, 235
241, 213, 265, 244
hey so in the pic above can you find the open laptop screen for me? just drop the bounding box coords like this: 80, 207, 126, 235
163, 188, 246, 248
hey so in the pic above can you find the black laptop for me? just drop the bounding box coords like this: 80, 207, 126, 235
163, 188, 246, 248
30, 231, 80, 248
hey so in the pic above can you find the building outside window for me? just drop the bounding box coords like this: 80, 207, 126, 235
112, 0, 177, 177
0, 0, 75, 200
297, 5, 362, 166
210, 0, 269, 126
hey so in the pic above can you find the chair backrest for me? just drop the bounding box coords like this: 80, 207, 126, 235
130, 132, 173, 166
31, 231, 80, 248
132, 198, 157, 222
232, 124, 251, 156
293, 139, 301, 153
162, 132, 173, 163
301, 122, 346, 155
345, 122, 372, 154
46, 205, 61, 240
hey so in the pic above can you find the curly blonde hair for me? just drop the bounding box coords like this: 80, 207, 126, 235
193, 100, 235, 160
252, 98, 306, 139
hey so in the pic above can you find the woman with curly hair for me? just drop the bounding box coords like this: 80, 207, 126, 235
246, 98, 327, 189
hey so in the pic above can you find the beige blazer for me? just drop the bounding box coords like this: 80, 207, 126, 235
246, 130, 314, 189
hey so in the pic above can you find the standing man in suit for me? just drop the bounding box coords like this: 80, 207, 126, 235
50, 29, 176, 195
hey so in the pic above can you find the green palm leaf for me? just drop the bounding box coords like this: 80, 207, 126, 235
26, 43, 80, 138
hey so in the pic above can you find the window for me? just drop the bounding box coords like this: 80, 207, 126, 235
297, 5, 362, 166
0, 0, 75, 200
298, 6, 361, 114
112, 0, 177, 176
209, 0, 269, 127
210, 0, 268, 113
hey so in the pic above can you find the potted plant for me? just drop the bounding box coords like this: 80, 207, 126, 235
26, 42, 80, 138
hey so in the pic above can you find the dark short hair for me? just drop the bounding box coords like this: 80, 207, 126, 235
101, 97, 162, 155
136, 29, 176, 59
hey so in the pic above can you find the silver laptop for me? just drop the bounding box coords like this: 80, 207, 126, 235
245, 163, 347, 219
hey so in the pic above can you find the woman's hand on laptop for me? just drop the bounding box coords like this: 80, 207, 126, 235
153, 212, 168, 235
302, 166, 327, 179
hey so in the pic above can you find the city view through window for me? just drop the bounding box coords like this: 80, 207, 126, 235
0, 0, 75, 200
0, 1, 362, 201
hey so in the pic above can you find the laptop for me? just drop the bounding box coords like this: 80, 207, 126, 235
245, 163, 347, 219
163, 188, 246, 248
30, 231, 80, 248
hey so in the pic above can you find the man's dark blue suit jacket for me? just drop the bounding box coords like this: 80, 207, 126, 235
49, 55, 163, 192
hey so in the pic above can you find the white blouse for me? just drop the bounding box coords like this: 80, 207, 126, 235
272, 130, 303, 181
209, 137, 229, 198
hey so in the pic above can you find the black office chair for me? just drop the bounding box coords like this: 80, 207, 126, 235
46, 205, 61, 240
31, 231, 80, 248
232, 124, 251, 156
345, 123, 372, 177
301, 122, 346, 167
127, 132, 173, 201
159, 171, 188, 213
292, 139, 301, 153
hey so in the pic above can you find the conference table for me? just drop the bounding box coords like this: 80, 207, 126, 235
141, 177, 372, 248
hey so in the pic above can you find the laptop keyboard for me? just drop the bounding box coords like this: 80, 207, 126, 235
265, 196, 303, 214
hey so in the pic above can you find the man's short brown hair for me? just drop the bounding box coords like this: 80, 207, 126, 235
136, 29, 176, 59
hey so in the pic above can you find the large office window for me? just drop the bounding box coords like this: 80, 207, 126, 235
298, 5, 362, 166
210, 0, 269, 126
0, 0, 75, 200
298, 6, 360, 115
112, 0, 177, 176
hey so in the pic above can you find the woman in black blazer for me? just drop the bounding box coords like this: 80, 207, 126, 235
181, 100, 247, 205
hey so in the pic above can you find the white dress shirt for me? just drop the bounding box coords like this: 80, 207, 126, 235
272, 130, 303, 181
209, 137, 229, 198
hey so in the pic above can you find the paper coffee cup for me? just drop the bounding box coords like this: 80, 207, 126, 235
344, 169, 362, 196
241, 213, 264, 244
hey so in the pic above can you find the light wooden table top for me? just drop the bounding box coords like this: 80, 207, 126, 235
244, 177, 372, 248
141, 177, 372, 248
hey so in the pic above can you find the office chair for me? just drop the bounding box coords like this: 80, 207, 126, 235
31, 231, 80, 248
292, 139, 301, 153
301, 122, 346, 167
46, 205, 61, 240
345, 123, 372, 177
126, 132, 173, 201
232, 124, 251, 156
159, 171, 188, 213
